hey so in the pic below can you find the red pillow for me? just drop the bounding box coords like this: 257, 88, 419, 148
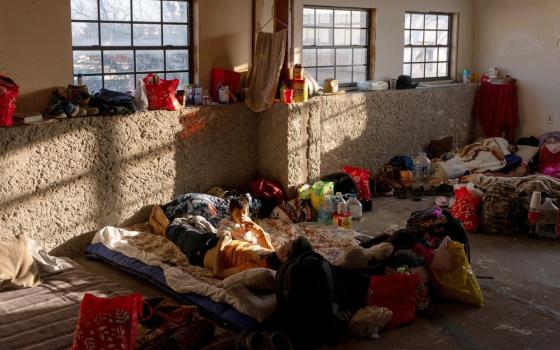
367, 274, 418, 329
72, 293, 144, 350
143, 73, 181, 111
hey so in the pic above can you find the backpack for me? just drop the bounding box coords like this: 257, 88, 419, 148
481, 183, 520, 234
321, 172, 358, 196
275, 251, 346, 346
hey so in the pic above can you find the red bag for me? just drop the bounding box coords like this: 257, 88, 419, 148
0, 76, 19, 127
451, 187, 482, 233
539, 143, 560, 176
343, 166, 372, 201
210, 68, 241, 102
72, 293, 145, 350
249, 178, 285, 204
143, 74, 181, 111
367, 274, 418, 329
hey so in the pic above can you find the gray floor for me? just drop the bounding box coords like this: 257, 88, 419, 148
76, 196, 560, 350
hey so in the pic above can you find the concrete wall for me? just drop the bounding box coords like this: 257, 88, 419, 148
0, 0, 253, 113
293, 0, 475, 81
472, 0, 560, 138
259, 84, 478, 195
0, 106, 258, 254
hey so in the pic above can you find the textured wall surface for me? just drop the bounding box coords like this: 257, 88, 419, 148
259, 84, 478, 194
0, 106, 258, 254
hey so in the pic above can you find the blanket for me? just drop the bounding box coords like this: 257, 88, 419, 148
467, 174, 560, 197
92, 219, 359, 322
433, 137, 510, 179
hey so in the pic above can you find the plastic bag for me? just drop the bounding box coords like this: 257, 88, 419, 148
143, 73, 181, 111
72, 293, 145, 350
310, 181, 334, 210
450, 186, 482, 233
0, 76, 19, 127
134, 79, 149, 112
429, 237, 484, 306
367, 273, 418, 329
343, 166, 372, 201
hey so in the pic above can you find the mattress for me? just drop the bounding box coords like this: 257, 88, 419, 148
85, 242, 258, 331
0, 266, 130, 350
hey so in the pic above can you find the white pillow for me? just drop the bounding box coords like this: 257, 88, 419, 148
515, 145, 539, 164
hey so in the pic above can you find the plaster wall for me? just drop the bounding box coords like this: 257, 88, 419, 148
0, 106, 258, 254
259, 84, 478, 195
472, 0, 560, 138
293, 0, 474, 81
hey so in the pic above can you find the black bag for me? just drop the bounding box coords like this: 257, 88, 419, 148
275, 251, 346, 346
321, 172, 357, 196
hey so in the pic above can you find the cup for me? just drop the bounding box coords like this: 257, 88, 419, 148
389, 79, 397, 90
283, 89, 294, 104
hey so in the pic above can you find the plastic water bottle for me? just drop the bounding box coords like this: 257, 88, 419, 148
346, 194, 363, 220
413, 152, 431, 180
318, 195, 333, 226
536, 198, 559, 239
528, 191, 541, 237
332, 192, 347, 214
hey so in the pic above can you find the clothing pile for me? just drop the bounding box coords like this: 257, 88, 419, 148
89, 88, 138, 115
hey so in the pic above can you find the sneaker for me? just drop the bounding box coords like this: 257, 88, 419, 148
76, 107, 88, 117
86, 107, 99, 116
61, 101, 79, 117
48, 112, 67, 119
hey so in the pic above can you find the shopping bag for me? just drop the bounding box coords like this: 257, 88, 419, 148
0, 76, 19, 127
367, 273, 418, 329
71, 293, 145, 350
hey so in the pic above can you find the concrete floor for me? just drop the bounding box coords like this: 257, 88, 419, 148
76, 196, 560, 350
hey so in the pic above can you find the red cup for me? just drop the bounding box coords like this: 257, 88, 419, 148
283, 89, 294, 104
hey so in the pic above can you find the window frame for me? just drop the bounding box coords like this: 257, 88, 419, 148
302, 5, 371, 87
403, 11, 452, 82
71, 0, 193, 92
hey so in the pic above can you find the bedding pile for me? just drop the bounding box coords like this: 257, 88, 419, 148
91, 219, 358, 322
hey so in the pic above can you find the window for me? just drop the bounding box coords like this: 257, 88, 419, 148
302, 6, 369, 86
71, 0, 192, 93
403, 12, 451, 80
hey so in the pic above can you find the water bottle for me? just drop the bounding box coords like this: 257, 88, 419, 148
413, 152, 431, 180
332, 192, 347, 214
528, 191, 541, 237
318, 195, 333, 226
346, 194, 363, 221
536, 198, 559, 239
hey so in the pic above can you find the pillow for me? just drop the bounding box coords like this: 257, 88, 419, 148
515, 145, 539, 164
221, 268, 276, 292
0, 236, 40, 291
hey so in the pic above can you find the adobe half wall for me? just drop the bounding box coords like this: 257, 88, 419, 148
0, 105, 258, 255
259, 84, 478, 196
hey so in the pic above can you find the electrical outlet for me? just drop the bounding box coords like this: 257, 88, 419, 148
546, 113, 555, 125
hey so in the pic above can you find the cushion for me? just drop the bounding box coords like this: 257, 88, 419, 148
0, 236, 40, 291
221, 267, 276, 292
515, 145, 539, 164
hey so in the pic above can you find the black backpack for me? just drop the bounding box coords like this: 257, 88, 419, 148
321, 172, 357, 196
275, 251, 346, 346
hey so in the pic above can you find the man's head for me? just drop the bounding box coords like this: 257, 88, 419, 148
276, 235, 313, 263
229, 195, 250, 223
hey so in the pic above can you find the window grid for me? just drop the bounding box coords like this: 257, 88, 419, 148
71, 0, 192, 93
403, 11, 451, 81
302, 6, 370, 86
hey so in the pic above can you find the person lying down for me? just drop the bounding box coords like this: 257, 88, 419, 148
151, 195, 311, 279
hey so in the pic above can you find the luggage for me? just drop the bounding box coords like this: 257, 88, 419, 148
480, 183, 520, 234
275, 251, 345, 346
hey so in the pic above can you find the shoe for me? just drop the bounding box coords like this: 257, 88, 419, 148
76, 107, 88, 117
411, 187, 423, 201
61, 101, 79, 117
86, 107, 99, 115
266, 332, 294, 350
48, 112, 67, 119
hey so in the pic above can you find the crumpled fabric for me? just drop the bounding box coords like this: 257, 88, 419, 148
245, 30, 287, 112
